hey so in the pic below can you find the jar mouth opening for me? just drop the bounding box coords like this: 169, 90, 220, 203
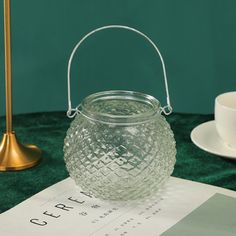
80, 90, 160, 124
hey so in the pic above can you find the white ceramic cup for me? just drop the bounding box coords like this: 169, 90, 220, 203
215, 91, 236, 149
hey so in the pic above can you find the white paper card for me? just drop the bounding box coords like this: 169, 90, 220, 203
1, 177, 236, 236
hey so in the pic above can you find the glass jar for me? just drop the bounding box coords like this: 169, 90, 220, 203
64, 90, 176, 200
64, 25, 176, 200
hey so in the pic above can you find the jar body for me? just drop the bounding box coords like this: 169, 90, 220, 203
64, 111, 176, 200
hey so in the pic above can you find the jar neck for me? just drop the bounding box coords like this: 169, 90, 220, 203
80, 90, 161, 125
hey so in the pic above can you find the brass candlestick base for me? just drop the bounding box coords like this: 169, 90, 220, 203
0, 0, 42, 171
0, 132, 42, 171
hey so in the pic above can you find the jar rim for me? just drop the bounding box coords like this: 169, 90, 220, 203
80, 90, 161, 125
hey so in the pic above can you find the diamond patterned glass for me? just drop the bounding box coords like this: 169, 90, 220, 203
64, 91, 176, 200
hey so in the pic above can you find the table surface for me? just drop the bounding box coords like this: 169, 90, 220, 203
0, 112, 236, 213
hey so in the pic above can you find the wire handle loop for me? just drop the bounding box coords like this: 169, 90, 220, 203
67, 25, 172, 117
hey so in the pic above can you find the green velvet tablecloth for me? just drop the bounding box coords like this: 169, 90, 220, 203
0, 112, 236, 213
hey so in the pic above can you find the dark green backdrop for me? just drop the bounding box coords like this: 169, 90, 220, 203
0, 0, 236, 116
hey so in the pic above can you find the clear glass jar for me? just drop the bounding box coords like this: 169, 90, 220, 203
64, 90, 176, 200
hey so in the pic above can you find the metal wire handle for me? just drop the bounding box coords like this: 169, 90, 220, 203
67, 25, 173, 118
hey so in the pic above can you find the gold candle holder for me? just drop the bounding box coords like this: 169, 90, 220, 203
0, 0, 42, 171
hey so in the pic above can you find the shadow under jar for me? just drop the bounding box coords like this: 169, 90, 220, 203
64, 90, 176, 201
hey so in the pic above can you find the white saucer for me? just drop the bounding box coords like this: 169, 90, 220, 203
191, 120, 236, 160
